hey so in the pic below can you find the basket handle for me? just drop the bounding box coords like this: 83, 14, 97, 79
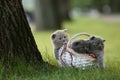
67, 32, 92, 49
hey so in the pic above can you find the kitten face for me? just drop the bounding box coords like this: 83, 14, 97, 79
71, 36, 105, 68
88, 36, 105, 51
51, 29, 69, 60
72, 40, 89, 53
51, 29, 69, 48
72, 36, 105, 53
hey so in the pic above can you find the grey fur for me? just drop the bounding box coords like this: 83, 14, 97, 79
72, 40, 89, 53
51, 30, 69, 60
72, 36, 105, 68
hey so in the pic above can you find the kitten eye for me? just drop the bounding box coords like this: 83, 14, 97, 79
98, 43, 101, 45
64, 36, 66, 38
75, 42, 79, 46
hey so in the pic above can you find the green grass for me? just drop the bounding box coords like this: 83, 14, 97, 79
1, 17, 120, 80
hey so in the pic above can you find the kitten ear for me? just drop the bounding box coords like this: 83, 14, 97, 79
63, 29, 68, 32
90, 36, 95, 40
103, 40, 106, 42
51, 34, 56, 39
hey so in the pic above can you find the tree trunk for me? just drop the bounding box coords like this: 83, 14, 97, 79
0, 0, 43, 66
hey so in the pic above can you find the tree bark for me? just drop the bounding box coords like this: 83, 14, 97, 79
0, 0, 43, 65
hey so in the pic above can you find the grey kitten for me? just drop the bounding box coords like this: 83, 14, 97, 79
72, 39, 89, 53
72, 36, 105, 68
51, 29, 69, 60
88, 36, 105, 68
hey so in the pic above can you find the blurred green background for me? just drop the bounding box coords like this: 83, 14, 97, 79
32, 17, 120, 80
20, 0, 120, 79
22, 0, 120, 30
22, 0, 120, 66
1, 0, 120, 80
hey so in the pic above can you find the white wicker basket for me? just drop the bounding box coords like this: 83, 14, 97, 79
58, 33, 98, 69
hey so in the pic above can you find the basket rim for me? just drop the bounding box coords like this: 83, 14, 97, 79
67, 32, 92, 48
66, 32, 94, 57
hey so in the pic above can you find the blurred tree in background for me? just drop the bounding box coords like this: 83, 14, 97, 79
91, 0, 109, 13
71, 0, 120, 13
34, 0, 70, 30
92, 0, 120, 13
109, 0, 120, 13
22, 0, 120, 30
71, 0, 93, 8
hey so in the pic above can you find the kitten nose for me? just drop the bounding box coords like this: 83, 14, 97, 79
63, 40, 65, 42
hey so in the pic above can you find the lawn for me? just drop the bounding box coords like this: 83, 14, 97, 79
2, 17, 120, 80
